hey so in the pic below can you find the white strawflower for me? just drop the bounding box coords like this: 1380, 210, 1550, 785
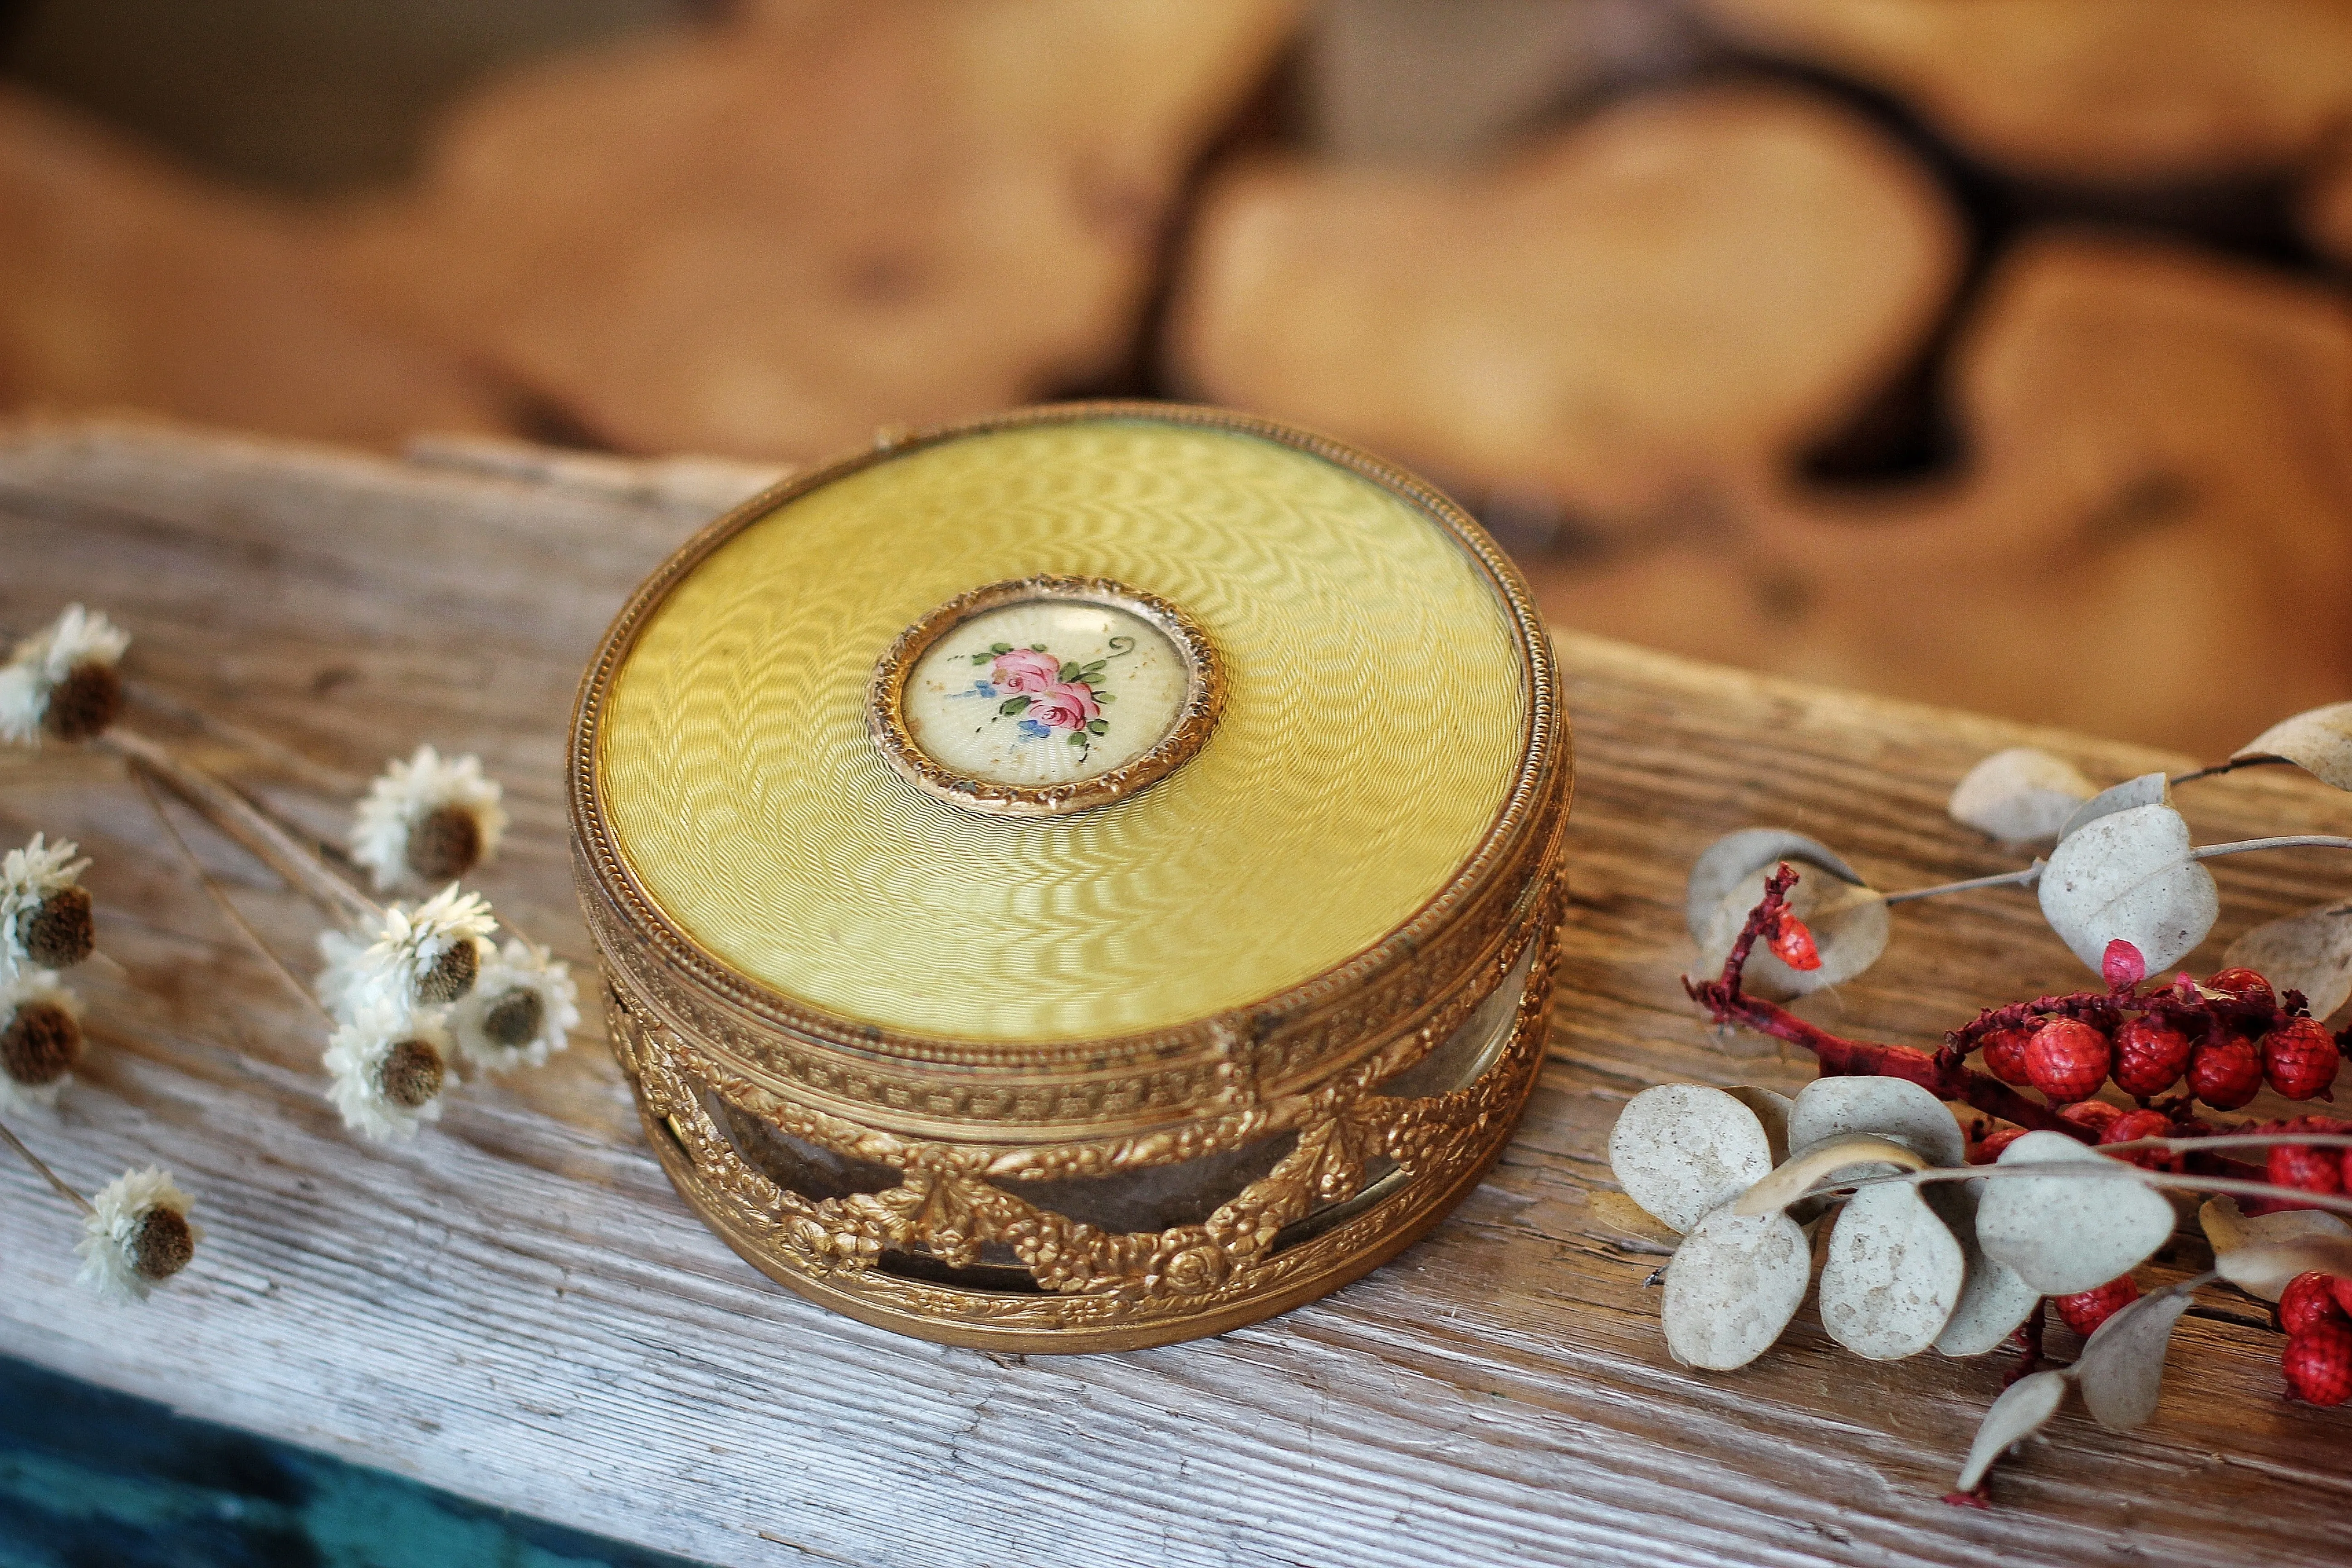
350, 745, 508, 892
0, 604, 130, 745
0, 968, 82, 1111
76, 1166, 200, 1303
0, 833, 93, 980
453, 939, 579, 1072
314, 884, 496, 1024
324, 1005, 458, 1142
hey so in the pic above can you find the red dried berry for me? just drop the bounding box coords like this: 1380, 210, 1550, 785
2206, 967, 2276, 1011
2098, 1108, 2177, 1168
1980, 1026, 2035, 1087
1969, 1126, 2028, 1166
1767, 912, 1821, 971
2188, 1034, 2264, 1110
2054, 1275, 2140, 1337
2102, 938, 2146, 990
2334, 1275, 2352, 1319
2059, 1099, 2122, 1134
2281, 1272, 2352, 1337
2264, 1018, 2341, 1102
2025, 1018, 2112, 1103
2283, 1323, 2352, 1406
2270, 1143, 2345, 1197
2111, 1017, 2192, 1098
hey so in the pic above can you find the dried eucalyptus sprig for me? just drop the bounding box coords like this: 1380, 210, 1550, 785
1692, 702, 2352, 1008
1632, 815, 2352, 1503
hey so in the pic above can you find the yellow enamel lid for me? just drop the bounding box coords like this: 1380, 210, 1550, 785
588, 405, 1543, 1045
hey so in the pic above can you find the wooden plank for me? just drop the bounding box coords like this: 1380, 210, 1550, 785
0, 418, 2348, 1567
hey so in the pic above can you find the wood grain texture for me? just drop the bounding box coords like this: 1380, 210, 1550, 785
1, 418, 2349, 1567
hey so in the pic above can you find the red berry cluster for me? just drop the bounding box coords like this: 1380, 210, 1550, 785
2052, 1274, 2140, 1337
2278, 1273, 2352, 1406
1960, 968, 2339, 1112
2259, 1113, 2352, 1200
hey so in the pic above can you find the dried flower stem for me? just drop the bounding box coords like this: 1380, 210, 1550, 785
1882, 865, 2045, 905
103, 727, 378, 926
0, 1117, 93, 1217
2172, 755, 2294, 786
130, 768, 335, 1024
121, 680, 362, 797
1880, 835, 2352, 910
1801, 1160, 2352, 1224
2186, 835, 2352, 859
2109, 1132, 2352, 1156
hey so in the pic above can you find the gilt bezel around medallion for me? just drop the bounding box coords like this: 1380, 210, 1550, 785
868, 574, 1223, 818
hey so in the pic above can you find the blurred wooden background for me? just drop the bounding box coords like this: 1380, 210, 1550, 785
4, 0, 2351, 756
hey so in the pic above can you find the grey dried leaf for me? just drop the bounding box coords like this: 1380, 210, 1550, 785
1660, 1203, 1811, 1371
1607, 1084, 1774, 1235
2057, 772, 2170, 842
1929, 1182, 2043, 1357
1955, 1369, 2071, 1493
2236, 701, 2352, 791
2198, 1196, 2352, 1295
1589, 1190, 1684, 1254
1975, 1131, 2176, 1294
2225, 902, 2352, 1021
2037, 802, 2220, 976
2075, 1284, 2198, 1432
1818, 1183, 1966, 1360
1950, 748, 2099, 844
1734, 1134, 1924, 1216
1695, 862, 1890, 1000
2216, 1235, 2352, 1301
1686, 829, 1865, 940
1786, 1076, 1966, 1169
1722, 1086, 1795, 1165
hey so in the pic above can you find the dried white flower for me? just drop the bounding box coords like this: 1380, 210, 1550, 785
75, 1165, 200, 1303
323, 1005, 458, 1142
314, 884, 496, 1024
350, 745, 508, 892
0, 604, 130, 745
453, 939, 578, 1072
0, 833, 92, 980
0, 968, 82, 1112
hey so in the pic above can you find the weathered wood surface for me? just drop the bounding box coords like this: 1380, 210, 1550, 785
2, 419, 2349, 1567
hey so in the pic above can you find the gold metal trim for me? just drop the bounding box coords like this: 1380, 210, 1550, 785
567, 401, 1576, 1347
607, 874, 1561, 1352
866, 574, 1223, 818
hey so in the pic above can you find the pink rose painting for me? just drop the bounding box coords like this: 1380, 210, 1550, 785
990, 647, 1060, 693
963, 632, 1134, 757
1026, 680, 1101, 732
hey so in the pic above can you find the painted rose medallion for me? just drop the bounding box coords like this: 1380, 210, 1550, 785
870, 575, 1221, 815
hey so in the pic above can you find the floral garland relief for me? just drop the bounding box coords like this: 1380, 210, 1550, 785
1605, 700, 2352, 1505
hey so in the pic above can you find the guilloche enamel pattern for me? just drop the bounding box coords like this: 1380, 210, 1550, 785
568, 402, 1570, 1351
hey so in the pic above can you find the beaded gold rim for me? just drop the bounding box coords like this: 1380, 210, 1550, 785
866, 574, 1224, 818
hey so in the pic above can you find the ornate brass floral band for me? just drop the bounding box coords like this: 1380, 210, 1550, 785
569, 402, 1571, 1349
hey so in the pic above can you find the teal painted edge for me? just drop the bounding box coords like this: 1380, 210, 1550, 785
0, 1355, 715, 1568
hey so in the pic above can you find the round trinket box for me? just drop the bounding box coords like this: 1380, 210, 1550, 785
570, 403, 1571, 1351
